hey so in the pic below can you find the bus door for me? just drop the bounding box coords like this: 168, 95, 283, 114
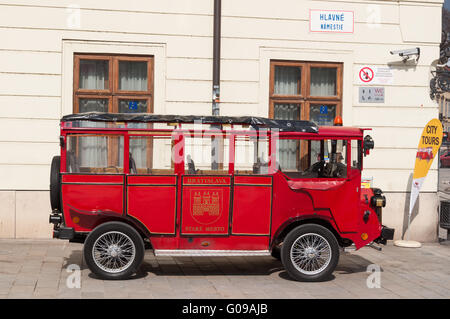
179, 131, 232, 238
62, 134, 125, 232
231, 134, 272, 237
126, 133, 178, 235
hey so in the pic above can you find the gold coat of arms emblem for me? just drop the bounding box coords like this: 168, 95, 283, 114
190, 190, 222, 225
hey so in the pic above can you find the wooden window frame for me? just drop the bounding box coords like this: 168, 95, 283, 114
73, 53, 154, 114
113, 95, 153, 114
113, 56, 154, 95
74, 95, 112, 113
74, 54, 154, 170
269, 60, 343, 170
307, 63, 342, 101
74, 55, 113, 95
269, 60, 343, 120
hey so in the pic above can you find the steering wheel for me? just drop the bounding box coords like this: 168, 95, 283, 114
305, 160, 326, 177
316, 160, 326, 177
322, 162, 337, 178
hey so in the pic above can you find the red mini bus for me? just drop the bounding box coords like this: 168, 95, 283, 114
49, 112, 394, 281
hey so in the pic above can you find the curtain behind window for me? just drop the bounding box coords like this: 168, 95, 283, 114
274, 103, 300, 171
78, 99, 108, 168
118, 100, 148, 168
274, 66, 300, 95
119, 61, 148, 91
310, 68, 337, 96
79, 60, 108, 90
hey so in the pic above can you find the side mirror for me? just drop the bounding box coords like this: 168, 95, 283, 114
363, 135, 374, 156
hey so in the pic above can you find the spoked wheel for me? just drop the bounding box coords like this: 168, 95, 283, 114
84, 222, 145, 280
281, 224, 339, 282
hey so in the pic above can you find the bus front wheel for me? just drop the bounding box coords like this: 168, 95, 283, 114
281, 224, 340, 282
84, 222, 145, 280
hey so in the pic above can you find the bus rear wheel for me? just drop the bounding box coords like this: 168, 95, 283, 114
281, 224, 339, 282
84, 222, 145, 280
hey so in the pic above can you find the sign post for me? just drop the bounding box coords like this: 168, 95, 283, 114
395, 119, 443, 248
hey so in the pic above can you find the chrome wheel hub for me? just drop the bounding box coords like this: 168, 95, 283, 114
108, 245, 121, 258
92, 231, 136, 273
290, 233, 332, 275
304, 247, 317, 259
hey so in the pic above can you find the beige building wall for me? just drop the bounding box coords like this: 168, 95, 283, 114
0, 0, 443, 240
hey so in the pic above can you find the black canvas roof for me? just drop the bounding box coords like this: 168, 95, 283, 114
61, 112, 319, 133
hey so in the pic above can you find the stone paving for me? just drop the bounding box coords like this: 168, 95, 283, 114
0, 239, 449, 299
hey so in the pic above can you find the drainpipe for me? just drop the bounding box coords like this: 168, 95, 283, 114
211, 0, 221, 170
212, 0, 221, 116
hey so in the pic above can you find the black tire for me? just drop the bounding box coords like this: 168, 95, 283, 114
83, 222, 145, 280
281, 224, 339, 282
49, 155, 61, 210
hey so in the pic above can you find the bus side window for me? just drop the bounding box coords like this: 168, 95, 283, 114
66, 134, 123, 174
351, 139, 362, 170
129, 135, 174, 175
234, 135, 269, 175
184, 133, 230, 175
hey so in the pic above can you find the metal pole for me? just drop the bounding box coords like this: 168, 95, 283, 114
211, 0, 221, 170
212, 0, 221, 116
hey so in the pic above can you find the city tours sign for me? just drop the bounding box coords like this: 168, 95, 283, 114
409, 119, 443, 221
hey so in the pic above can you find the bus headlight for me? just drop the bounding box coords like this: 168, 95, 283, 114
371, 195, 386, 208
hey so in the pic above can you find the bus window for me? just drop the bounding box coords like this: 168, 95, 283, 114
351, 139, 362, 170
66, 135, 124, 174
234, 135, 269, 174
184, 133, 230, 175
128, 135, 174, 175
278, 138, 347, 178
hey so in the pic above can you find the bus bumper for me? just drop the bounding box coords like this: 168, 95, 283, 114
374, 226, 395, 245
53, 227, 75, 240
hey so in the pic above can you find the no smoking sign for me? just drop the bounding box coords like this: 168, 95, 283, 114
359, 67, 374, 83
357, 65, 394, 85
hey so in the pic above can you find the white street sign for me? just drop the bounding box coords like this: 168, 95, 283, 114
310, 10, 354, 33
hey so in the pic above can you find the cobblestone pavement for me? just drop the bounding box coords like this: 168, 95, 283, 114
0, 239, 449, 299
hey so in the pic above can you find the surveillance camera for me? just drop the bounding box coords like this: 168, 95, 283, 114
389, 48, 420, 56
389, 47, 420, 62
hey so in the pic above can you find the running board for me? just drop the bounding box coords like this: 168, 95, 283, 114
153, 249, 271, 257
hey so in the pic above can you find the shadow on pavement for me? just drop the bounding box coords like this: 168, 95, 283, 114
278, 271, 336, 282
140, 257, 285, 277
62, 249, 379, 281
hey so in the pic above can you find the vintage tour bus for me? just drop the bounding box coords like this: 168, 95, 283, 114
49, 112, 394, 281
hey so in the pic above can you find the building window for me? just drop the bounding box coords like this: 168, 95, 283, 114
74, 54, 153, 114
269, 60, 342, 170
269, 60, 342, 126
